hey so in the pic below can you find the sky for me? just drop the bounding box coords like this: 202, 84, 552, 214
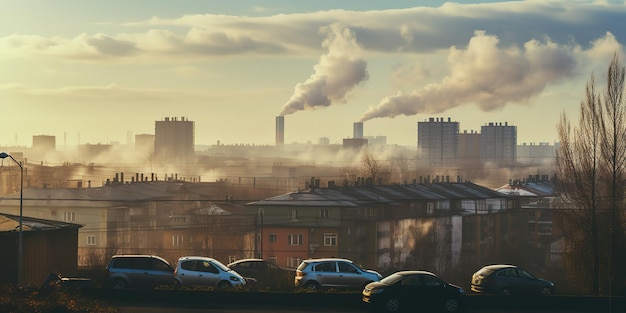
1, 0, 625, 148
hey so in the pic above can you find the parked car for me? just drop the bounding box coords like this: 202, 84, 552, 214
362, 271, 465, 312
471, 264, 554, 296
227, 258, 296, 290
294, 258, 382, 291
175, 256, 246, 289
105, 255, 175, 290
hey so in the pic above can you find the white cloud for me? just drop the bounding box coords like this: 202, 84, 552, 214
279, 24, 368, 116
360, 30, 582, 121
1, 1, 624, 61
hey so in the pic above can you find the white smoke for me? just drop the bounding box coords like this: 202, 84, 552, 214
359, 30, 578, 121
279, 24, 369, 116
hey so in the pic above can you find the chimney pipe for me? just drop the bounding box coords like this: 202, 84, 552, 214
276, 116, 285, 146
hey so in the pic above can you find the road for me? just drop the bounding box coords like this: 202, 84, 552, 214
90, 289, 626, 313
116, 305, 617, 313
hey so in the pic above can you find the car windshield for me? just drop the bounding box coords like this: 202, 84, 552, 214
477, 267, 496, 276
212, 260, 231, 272
380, 273, 404, 285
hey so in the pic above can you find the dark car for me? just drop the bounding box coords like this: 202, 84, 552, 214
105, 255, 175, 290
362, 271, 465, 312
471, 264, 554, 296
227, 259, 295, 290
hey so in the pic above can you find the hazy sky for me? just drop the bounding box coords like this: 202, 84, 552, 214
1, 0, 625, 147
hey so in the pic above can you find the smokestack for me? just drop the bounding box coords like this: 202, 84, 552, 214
353, 122, 363, 139
276, 116, 285, 146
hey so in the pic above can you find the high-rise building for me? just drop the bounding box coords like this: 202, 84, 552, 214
135, 134, 155, 160
417, 117, 459, 167
276, 116, 284, 146
517, 142, 555, 165
458, 130, 481, 167
480, 122, 517, 165
154, 116, 194, 163
32, 135, 56, 152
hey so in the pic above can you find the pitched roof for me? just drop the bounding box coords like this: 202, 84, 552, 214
495, 181, 555, 197
246, 182, 509, 207
0, 182, 184, 207
0, 213, 82, 232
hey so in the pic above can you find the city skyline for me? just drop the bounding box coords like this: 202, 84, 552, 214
1, 0, 625, 147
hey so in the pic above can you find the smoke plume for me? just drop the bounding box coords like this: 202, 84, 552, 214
279, 24, 368, 116
359, 30, 577, 121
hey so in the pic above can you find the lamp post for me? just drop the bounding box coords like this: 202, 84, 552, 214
0, 152, 23, 286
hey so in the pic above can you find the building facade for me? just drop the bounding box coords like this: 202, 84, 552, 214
154, 116, 195, 164
480, 122, 517, 166
418, 117, 459, 167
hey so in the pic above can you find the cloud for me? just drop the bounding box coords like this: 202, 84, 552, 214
1, 1, 625, 61
279, 24, 369, 116
359, 30, 579, 121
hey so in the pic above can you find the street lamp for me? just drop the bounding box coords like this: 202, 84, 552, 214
0, 152, 23, 286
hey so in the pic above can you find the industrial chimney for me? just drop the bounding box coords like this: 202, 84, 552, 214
276, 116, 285, 146
353, 122, 363, 139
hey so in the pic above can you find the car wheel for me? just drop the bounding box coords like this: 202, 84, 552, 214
110, 278, 127, 290
173, 280, 182, 288
444, 298, 460, 312
384, 298, 400, 312
303, 281, 320, 291
500, 288, 512, 296
217, 281, 231, 289
539, 286, 553, 295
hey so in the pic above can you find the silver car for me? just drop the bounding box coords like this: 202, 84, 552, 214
174, 256, 245, 289
294, 258, 382, 291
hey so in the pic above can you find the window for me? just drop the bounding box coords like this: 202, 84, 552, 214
199, 261, 218, 274
423, 275, 444, 286
427, 203, 434, 215
63, 211, 76, 222
324, 233, 337, 246
151, 259, 171, 271
402, 275, 421, 286
87, 235, 96, 246
288, 208, 298, 221
172, 234, 183, 247
338, 262, 358, 273
320, 209, 329, 218
228, 256, 236, 263
314, 262, 336, 272
288, 234, 303, 246
268, 256, 277, 264
288, 257, 302, 268
170, 215, 186, 223
269, 233, 277, 243
181, 260, 197, 271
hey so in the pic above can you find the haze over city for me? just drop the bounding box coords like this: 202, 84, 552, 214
1, 0, 625, 147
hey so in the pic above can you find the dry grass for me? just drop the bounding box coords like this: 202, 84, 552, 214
0, 284, 118, 313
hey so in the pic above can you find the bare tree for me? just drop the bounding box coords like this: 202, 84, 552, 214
600, 54, 626, 296
556, 53, 626, 295
339, 152, 392, 185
